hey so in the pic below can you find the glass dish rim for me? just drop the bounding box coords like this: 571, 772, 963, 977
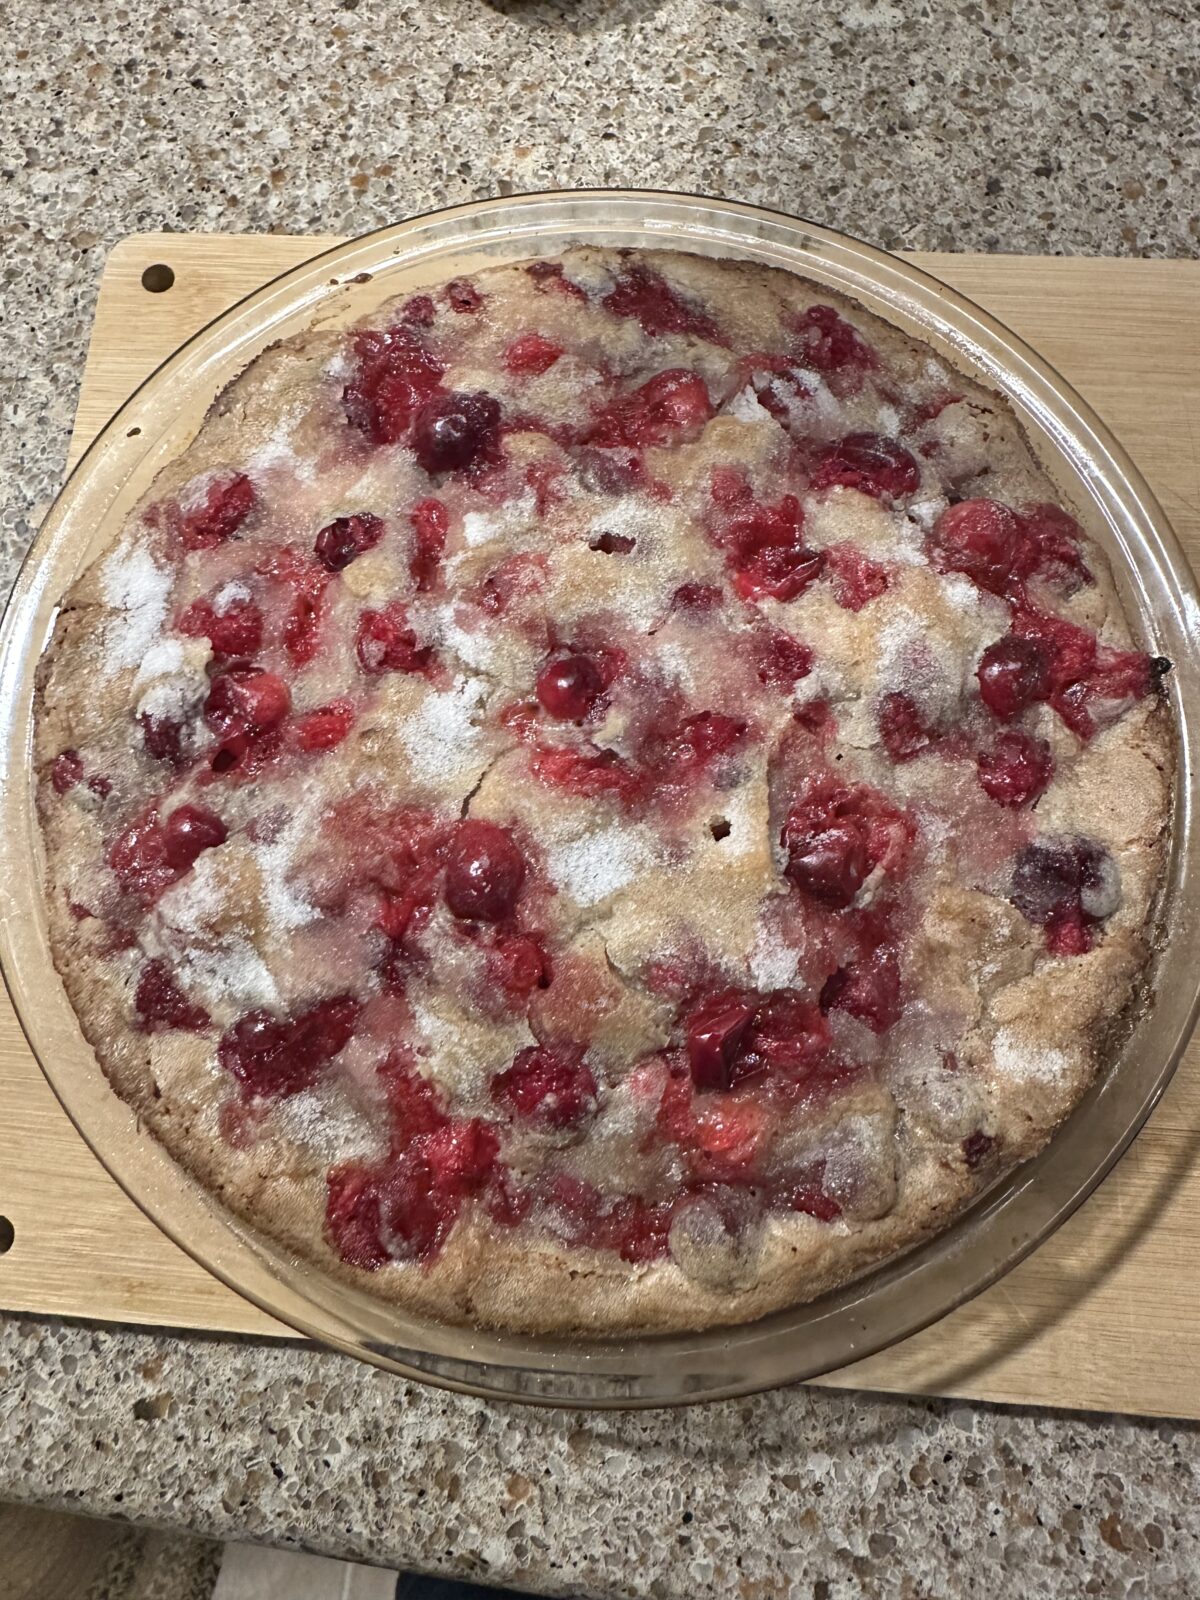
2, 187, 1196, 1408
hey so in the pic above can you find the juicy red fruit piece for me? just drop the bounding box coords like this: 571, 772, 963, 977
446, 277, 483, 312
293, 699, 356, 752
821, 944, 902, 1033
601, 266, 723, 343
355, 604, 432, 676
51, 749, 84, 794
411, 390, 502, 476
162, 804, 228, 870
810, 433, 920, 500
134, 959, 210, 1033
177, 473, 256, 552
879, 692, 935, 762
755, 630, 813, 690
314, 512, 385, 572
1009, 836, 1120, 954
204, 665, 291, 734
977, 635, 1052, 721
178, 595, 264, 659
504, 332, 564, 376
443, 820, 526, 923
791, 304, 878, 377
492, 1045, 598, 1128
687, 991, 756, 1091
824, 543, 890, 612
409, 498, 448, 592
723, 493, 824, 603
141, 714, 185, 766
536, 652, 606, 721
219, 995, 360, 1099
785, 819, 870, 908
782, 775, 914, 906
929, 499, 1022, 593
586, 369, 714, 450
342, 325, 444, 445
977, 730, 1054, 809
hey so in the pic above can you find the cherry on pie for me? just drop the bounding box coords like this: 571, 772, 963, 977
35, 248, 1173, 1333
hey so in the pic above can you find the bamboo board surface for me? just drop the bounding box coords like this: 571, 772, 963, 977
4, 232, 1199, 1416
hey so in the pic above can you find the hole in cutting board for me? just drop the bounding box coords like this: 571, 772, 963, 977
140, 263, 175, 293
0, 1216, 14, 1254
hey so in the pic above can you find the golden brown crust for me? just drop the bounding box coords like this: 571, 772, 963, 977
34, 246, 1173, 1335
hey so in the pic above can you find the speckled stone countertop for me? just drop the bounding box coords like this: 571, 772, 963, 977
4, 2, 1200, 1595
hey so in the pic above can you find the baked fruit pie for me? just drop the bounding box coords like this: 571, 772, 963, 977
34, 248, 1173, 1333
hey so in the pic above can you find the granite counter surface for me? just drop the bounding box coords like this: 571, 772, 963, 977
3, 1, 1200, 1595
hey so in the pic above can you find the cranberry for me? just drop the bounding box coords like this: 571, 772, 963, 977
962, 1130, 997, 1169
977, 730, 1054, 808
444, 820, 526, 922
587, 369, 715, 450
1018, 502, 1092, 588
314, 512, 385, 572
687, 991, 756, 1090
177, 473, 256, 552
791, 304, 878, 376
487, 932, 552, 1001
446, 277, 483, 312
530, 744, 644, 805
342, 325, 444, 445
409, 498, 448, 591
1010, 837, 1119, 944
492, 1045, 598, 1128
219, 995, 359, 1099
573, 447, 648, 497
134, 959, 209, 1033
410, 390, 502, 475
204, 665, 291, 734
601, 265, 723, 343
725, 494, 824, 603
736, 990, 833, 1086
672, 581, 724, 612
162, 804, 228, 870
821, 944, 902, 1033
401, 294, 436, 326
977, 635, 1052, 720
177, 595, 264, 659
777, 1166, 843, 1222
929, 499, 1022, 593
536, 653, 605, 720
504, 332, 564, 376
293, 699, 356, 752
140, 714, 185, 767
355, 605, 432, 675
810, 433, 920, 499
755, 630, 813, 690
785, 819, 870, 908
108, 808, 175, 903
879, 692, 935, 762
823, 543, 890, 611
659, 712, 746, 778
51, 750, 84, 794
526, 260, 588, 300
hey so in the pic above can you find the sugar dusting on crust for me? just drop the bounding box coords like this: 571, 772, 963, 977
100, 543, 172, 671
547, 825, 656, 907
401, 674, 489, 784
991, 1027, 1070, 1084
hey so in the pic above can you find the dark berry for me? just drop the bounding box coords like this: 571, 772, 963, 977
977, 730, 1054, 808
929, 499, 1022, 593
446, 277, 483, 312
601, 266, 723, 343
134, 959, 209, 1033
879, 692, 935, 762
314, 512, 385, 572
411, 390, 502, 475
791, 304, 878, 376
293, 700, 356, 752
219, 995, 359, 1099
785, 819, 870, 908
409, 498, 449, 592
1010, 836, 1120, 949
444, 821, 526, 922
177, 473, 256, 552
204, 665, 291, 734
162, 804, 228, 870
355, 605, 432, 675
492, 1045, 598, 1128
535, 653, 605, 720
809, 433, 920, 499
977, 635, 1052, 720
342, 325, 444, 445
51, 750, 84, 794
687, 991, 756, 1090
821, 944, 902, 1033
586, 369, 714, 449
504, 333, 564, 376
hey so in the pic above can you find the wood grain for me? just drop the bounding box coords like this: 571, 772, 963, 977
5, 232, 1199, 1414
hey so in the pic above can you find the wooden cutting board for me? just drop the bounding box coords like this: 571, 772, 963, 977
3, 233, 1199, 1417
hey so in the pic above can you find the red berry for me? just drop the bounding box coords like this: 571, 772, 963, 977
977, 730, 1054, 808
293, 699, 356, 752
411, 390, 502, 475
446, 277, 483, 312
134, 959, 210, 1033
162, 804, 228, 870
755, 630, 813, 690
587, 369, 714, 449
785, 819, 870, 908
409, 498, 449, 592
204, 665, 291, 734
962, 1130, 997, 1169
443, 820, 526, 922
1010, 837, 1119, 949
219, 995, 359, 1099
809, 433, 920, 499
791, 304, 878, 376
721, 493, 824, 603
672, 581, 724, 612
51, 749, 84, 794
342, 325, 444, 445
687, 991, 756, 1090
401, 294, 436, 327
140, 715, 184, 766
929, 499, 1022, 593
504, 332, 564, 376
878, 692, 935, 762
823, 542, 890, 611
977, 635, 1052, 720
487, 933, 552, 1001
178, 595, 264, 659
355, 605, 432, 675
1018, 502, 1092, 588
601, 265, 723, 343
535, 653, 605, 720
177, 473, 256, 552
525, 260, 588, 300
821, 944, 902, 1033
314, 512, 385, 572
492, 1045, 598, 1128
664, 711, 746, 773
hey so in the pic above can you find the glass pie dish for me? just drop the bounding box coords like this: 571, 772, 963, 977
1, 190, 1197, 1407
